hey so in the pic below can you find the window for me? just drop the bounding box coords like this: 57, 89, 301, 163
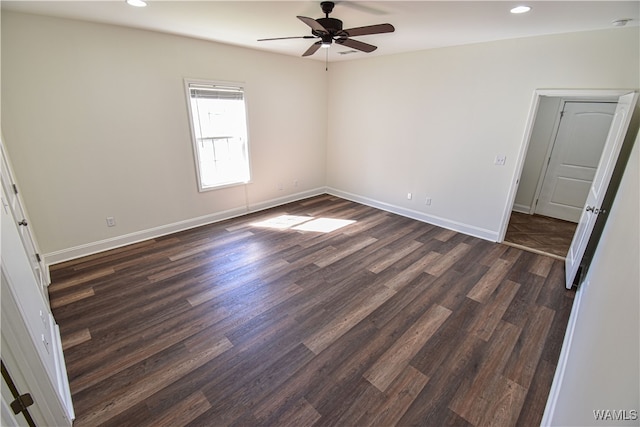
185, 79, 251, 191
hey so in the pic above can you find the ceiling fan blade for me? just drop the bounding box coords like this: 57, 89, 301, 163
297, 16, 328, 34
302, 41, 322, 57
258, 36, 316, 41
342, 23, 395, 37
336, 38, 377, 53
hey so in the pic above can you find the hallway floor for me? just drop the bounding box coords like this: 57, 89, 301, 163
504, 212, 577, 259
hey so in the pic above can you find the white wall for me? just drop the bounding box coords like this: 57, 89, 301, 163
1, 12, 328, 259
326, 27, 639, 240
2, 12, 639, 260
547, 134, 639, 426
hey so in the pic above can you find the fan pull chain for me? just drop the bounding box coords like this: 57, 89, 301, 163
325, 47, 328, 71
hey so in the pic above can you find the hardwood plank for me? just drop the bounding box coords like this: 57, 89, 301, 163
250, 321, 380, 424
48, 267, 115, 292
313, 236, 378, 268
61, 328, 91, 351
448, 321, 521, 425
72, 338, 232, 426
529, 255, 555, 277
397, 332, 486, 425
303, 283, 396, 354
68, 301, 232, 393
515, 358, 557, 426
409, 296, 481, 378
477, 375, 528, 427
385, 251, 440, 291
49, 287, 95, 308
367, 239, 423, 274
466, 258, 512, 303
269, 397, 321, 427
168, 230, 254, 261
424, 242, 472, 277
467, 280, 521, 341
365, 365, 430, 426
503, 304, 555, 389
198, 344, 315, 425
140, 390, 211, 427
364, 304, 451, 392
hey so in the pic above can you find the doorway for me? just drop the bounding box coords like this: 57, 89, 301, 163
499, 89, 634, 261
503, 96, 617, 258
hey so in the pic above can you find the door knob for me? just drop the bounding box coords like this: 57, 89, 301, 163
17, 219, 28, 226
586, 206, 606, 215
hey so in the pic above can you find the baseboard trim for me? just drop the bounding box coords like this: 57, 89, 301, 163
45, 186, 500, 268
44, 188, 326, 266
325, 187, 499, 242
540, 283, 583, 426
512, 203, 532, 214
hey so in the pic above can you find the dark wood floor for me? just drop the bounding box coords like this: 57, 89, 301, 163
48, 195, 575, 427
504, 212, 578, 259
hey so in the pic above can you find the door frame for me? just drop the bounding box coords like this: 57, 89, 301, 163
498, 89, 636, 243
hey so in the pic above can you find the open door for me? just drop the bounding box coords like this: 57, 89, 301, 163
565, 91, 638, 288
535, 101, 616, 222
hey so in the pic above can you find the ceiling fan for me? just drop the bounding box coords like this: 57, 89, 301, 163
258, 1, 395, 57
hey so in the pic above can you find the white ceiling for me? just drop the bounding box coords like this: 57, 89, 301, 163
2, 1, 638, 62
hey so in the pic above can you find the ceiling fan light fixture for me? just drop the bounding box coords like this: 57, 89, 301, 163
510, 5, 531, 14
321, 41, 332, 48
126, 0, 147, 7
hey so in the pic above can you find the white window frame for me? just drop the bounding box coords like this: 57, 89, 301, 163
184, 78, 252, 192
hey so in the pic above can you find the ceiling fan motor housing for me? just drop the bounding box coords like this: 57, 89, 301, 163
315, 17, 343, 35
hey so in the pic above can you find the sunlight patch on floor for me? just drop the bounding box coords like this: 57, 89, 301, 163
251, 215, 355, 233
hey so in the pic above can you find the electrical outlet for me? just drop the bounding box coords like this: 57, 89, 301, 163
494, 155, 507, 166
106, 216, 116, 227
425, 197, 432, 206
407, 192, 412, 200
293, 179, 298, 188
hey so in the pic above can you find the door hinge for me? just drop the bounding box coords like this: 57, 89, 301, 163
36, 253, 42, 262
560, 110, 565, 118
12, 184, 18, 195
10, 393, 35, 416
1, 361, 36, 427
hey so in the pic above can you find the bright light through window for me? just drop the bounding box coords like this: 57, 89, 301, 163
293, 218, 355, 232
251, 215, 355, 233
185, 80, 251, 191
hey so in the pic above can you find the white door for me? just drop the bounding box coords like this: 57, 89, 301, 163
1, 139, 75, 424
565, 92, 638, 288
1, 144, 48, 305
536, 102, 616, 222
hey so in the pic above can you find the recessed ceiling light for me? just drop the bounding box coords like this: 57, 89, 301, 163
510, 6, 531, 14
126, 0, 147, 7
